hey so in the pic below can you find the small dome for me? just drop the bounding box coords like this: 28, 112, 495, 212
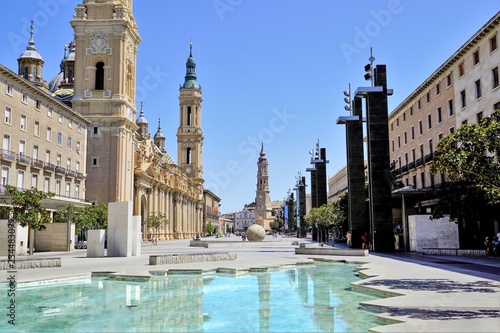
136, 112, 148, 125
48, 71, 64, 93
136, 102, 148, 125
154, 119, 165, 139
66, 41, 76, 61
18, 22, 43, 61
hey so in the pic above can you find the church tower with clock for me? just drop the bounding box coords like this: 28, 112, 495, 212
70, 0, 141, 203
177, 43, 204, 187
255, 143, 271, 228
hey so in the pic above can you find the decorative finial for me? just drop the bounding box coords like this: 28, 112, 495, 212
27, 20, 36, 51
158, 117, 161, 130
140, 101, 143, 112
189, 41, 193, 57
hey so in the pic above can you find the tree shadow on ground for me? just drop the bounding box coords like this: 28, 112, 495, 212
361, 279, 498, 293
383, 307, 500, 320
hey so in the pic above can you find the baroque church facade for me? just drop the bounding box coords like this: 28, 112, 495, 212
2, 0, 206, 241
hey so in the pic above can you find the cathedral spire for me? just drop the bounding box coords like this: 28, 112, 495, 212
182, 42, 199, 89
17, 21, 46, 88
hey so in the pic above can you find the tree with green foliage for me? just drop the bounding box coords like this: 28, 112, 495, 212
5, 185, 54, 255
54, 203, 108, 233
206, 221, 215, 236
145, 212, 168, 239
305, 202, 345, 243
269, 218, 281, 231
431, 109, 500, 204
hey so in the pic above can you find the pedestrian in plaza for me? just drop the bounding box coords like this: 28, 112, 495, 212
346, 231, 352, 248
492, 236, 499, 256
484, 237, 492, 255
362, 232, 371, 250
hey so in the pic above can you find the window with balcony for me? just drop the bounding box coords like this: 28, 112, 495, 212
473, 49, 480, 66
492, 67, 499, 89
20, 115, 26, 131
55, 180, 61, 196
4, 107, 11, 124
475, 80, 482, 99
460, 90, 466, 108
490, 34, 497, 52
459, 62, 465, 77
6, 83, 12, 96
34, 121, 40, 136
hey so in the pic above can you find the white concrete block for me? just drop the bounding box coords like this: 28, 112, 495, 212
131, 216, 141, 256
87, 229, 105, 257
107, 201, 133, 257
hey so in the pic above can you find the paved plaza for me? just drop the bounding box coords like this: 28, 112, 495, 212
1, 235, 499, 332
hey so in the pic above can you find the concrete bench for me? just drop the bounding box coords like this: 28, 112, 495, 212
0, 257, 62, 270
295, 248, 369, 256
149, 252, 236, 265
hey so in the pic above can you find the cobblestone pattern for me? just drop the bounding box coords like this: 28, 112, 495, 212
149, 252, 237, 265
0, 258, 62, 270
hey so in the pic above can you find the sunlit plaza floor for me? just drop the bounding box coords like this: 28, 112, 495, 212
1, 234, 499, 332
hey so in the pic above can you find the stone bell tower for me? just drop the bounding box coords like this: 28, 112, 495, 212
70, 0, 141, 204
177, 43, 204, 186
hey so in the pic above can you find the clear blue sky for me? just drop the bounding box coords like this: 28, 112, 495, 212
1, 1, 499, 213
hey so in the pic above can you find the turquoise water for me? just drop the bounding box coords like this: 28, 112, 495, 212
1, 262, 382, 332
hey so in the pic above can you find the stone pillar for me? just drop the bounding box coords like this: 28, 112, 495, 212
365, 65, 394, 252
347, 97, 368, 248
307, 167, 318, 240
299, 176, 307, 238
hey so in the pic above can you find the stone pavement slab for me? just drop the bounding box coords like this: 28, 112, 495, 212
0, 235, 499, 332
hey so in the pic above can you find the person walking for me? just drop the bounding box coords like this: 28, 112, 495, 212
346, 231, 352, 248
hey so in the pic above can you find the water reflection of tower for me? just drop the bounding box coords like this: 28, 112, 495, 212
311, 269, 336, 332
297, 265, 309, 303
257, 273, 271, 332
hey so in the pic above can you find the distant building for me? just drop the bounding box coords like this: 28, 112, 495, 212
234, 209, 255, 231
203, 189, 221, 233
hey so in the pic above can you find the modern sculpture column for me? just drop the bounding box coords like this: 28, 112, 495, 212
346, 97, 368, 248
364, 65, 394, 252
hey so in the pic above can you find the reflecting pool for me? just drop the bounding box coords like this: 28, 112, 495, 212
1, 262, 383, 332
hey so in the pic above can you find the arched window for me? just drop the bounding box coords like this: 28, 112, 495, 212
187, 106, 192, 126
186, 147, 192, 164
95, 62, 104, 90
